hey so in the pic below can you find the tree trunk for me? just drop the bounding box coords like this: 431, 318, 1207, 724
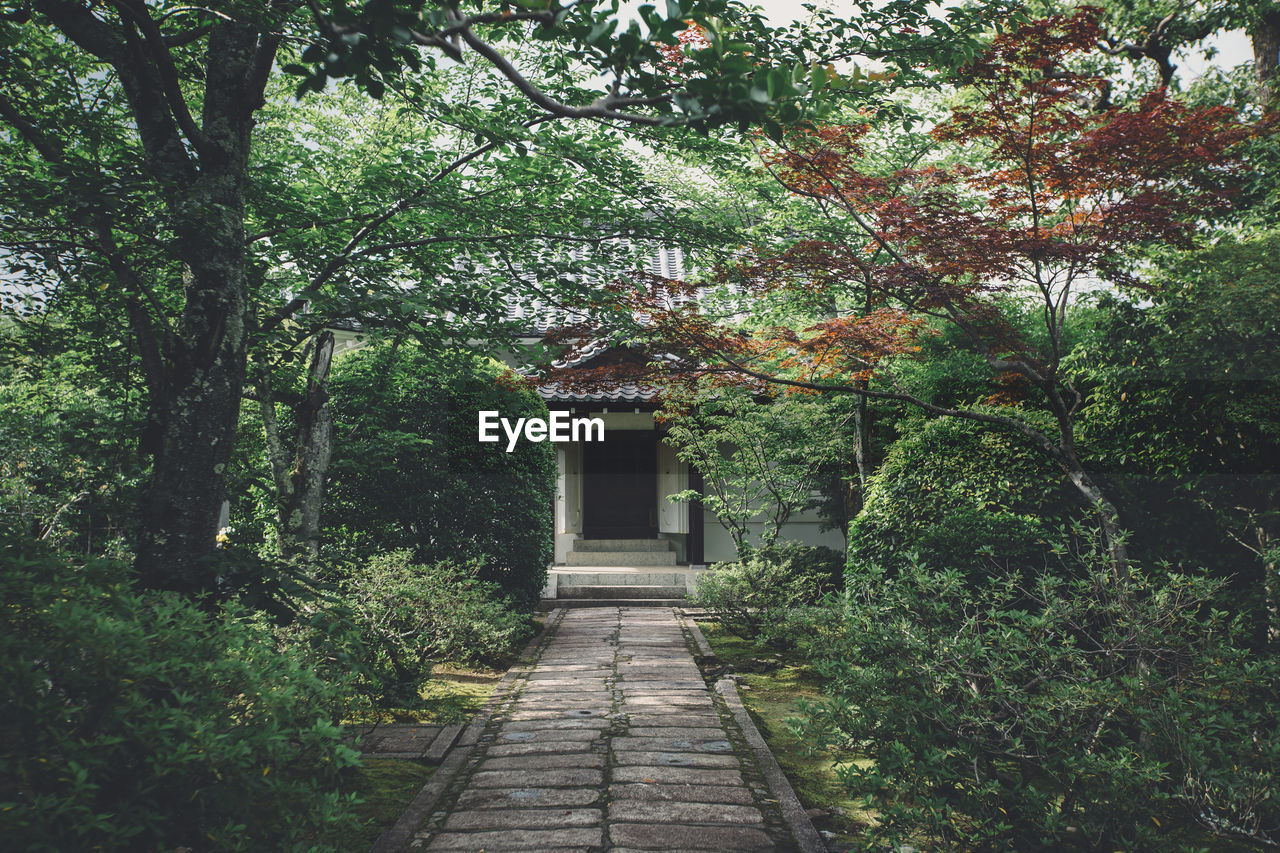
1059, 447, 1129, 578
259, 332, 336, 563
1262, 536, 1277, 646
851, 387, 871, 503
1253, 11, 1280, 111
135, 196, 249, 592
128, 19, 265, 593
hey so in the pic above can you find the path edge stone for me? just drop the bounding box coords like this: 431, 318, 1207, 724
680, 614, 826, 853
368, 607, 566, 853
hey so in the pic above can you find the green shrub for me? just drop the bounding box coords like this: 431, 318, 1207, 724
848, 412, 1079, 580
0, 348, 144, 554
293, 551, 535, 706
326, 344, 555, 606
693, 541, 843, 647
0, 533, 359, 852
800, 553, 1280, 851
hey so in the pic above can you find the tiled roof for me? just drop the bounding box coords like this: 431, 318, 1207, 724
535, 343, 678, 403
538, 382, 659, 402
548, 339, 611, 369
502, 296, 592, 336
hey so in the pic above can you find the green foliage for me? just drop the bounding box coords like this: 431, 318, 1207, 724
1071, 233, 1280, 640
0, 532, 359, 853
326, 342, 555, 606
0, 322, 145, 554
693, 541, 844, 648
663, 385, 854, 555
848, 412, 1080, 580
801, 554, 1280, 850
304, 550, 535, 706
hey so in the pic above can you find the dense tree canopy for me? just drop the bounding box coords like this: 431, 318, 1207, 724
549, 9, 1259, 575
3, 2, 1278, 848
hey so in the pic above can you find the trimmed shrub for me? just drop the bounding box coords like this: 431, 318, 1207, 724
848, 412, 1079, 580
693, 541, 843, 647
0, 533, 359, 852
335, 550, 535, 704
326, 343, 555, 607
800, 553, 1280, 850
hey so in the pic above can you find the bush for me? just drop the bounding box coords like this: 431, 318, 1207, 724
848, 412, 1080, 580
333, 551, 535, 704
0, 533, 359, 852
0, 348, 144, 554
326, 343, 555, 607
800, 552, 1280, 851
693, 541, 844, 647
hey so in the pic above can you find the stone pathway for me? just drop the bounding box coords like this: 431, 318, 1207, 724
385, 606, 817, 851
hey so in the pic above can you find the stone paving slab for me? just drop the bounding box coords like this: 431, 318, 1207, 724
454, 787, 604, 810
608, 800, 767, 824
609, 782, 756, 805
444, 807, 604, 830
425, 827, 604, 850
612, 750, 740, 768
497, 728, 601, 742
486, 741, 602, 757
394, 607, 820, 851
609, 822, 775, 849
469, 768, 605, 788
344, 723, 457, 762
611, 736, 734, 753
479, 753, 607, 771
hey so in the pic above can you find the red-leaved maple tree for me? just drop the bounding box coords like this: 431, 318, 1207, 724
543, 8, 1253, 573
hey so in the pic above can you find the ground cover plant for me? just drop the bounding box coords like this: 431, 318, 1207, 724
693, 541, 844, 648
697, 621, 875, 849
290, 550, 534, 708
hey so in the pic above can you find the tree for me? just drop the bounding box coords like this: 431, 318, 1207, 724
234, 77, 732, 564
547, 9, 1252, 574
0, 0, 835, 592
1032, 0, 1280, 110
659, 383, 851, 555
1071, 232, 1280, 643
324, 342, 556, 606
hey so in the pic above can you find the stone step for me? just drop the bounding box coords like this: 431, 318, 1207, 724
556, 585, 689, 600
538, 598, 688, 610
565, 550, 677, 566
570, 539, 673, 553
555, 571, 692, 587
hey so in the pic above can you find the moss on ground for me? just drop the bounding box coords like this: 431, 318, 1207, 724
698, 620, 876, 849
345, 667, 504, 725
317, 757, 434, 851
328, 664, 510, 847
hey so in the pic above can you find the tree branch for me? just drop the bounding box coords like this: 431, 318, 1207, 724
457, 25, 671, 125
0, 93, 62, 161
692, 347, 1065, 463
35, 0, 197, 186
260, 115, 558, 332
108, 0, 213, 157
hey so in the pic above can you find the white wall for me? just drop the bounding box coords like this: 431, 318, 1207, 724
700, 507, 846, 565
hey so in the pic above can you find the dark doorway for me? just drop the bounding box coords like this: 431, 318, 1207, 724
583, 430, 658, 539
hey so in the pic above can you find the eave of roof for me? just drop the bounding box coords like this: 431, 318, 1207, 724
537, 382, 659, 402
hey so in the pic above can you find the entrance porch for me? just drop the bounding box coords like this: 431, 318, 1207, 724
545, 408, 706, 602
